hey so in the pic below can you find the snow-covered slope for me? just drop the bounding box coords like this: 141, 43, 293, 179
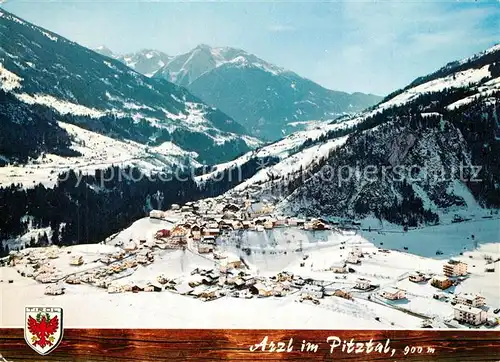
200, 44, 500, 225
0, 121, 200, 188
2, 219, 498, 329
281, 45, 500, 224
0, 9, 258, 167
154, 44, 381, 141
196, 117, 360, 185
376, 64, 494, 113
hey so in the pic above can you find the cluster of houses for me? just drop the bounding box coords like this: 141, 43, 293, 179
298, 278, 354, 303
310, 245, 364, 273
353, 277, 406, 301
35, 264, 62, 284
364, 260, 497, 326
141, 197, 374, 304
61, 248, 153, 290
8, 241, 156, 294
418, 260, 469, 291
404, 260, 499, 327
107, 281, 164, 294
451, 293, 488, 326
95, 253, 357, 306
148, 194, 336, 259
10, 249, 65, 284
7, 190, 497, 329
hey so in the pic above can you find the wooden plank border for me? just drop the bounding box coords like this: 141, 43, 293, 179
0, 329, 499, 361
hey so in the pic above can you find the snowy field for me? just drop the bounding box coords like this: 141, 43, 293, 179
0, 261, 420, 329
196, 118, 359, 185
1, 219, 498, 329
360, 218, 500, 259
0, 266, 399, 329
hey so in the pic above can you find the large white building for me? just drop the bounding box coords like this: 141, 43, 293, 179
453, 304, 487, 325
355, 278, 371, 290
454, 293, 486, 308
443, 259, 468, 277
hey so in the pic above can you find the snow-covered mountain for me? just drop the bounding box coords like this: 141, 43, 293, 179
94, 46, 173, 77
154, 44, 284, 87
198, 44, 500, 225
153, 44, 381, 141
93, 45, 116, 58
0, 9, 259, 172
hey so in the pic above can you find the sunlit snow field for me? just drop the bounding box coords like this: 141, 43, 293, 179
1, 218, 498, 329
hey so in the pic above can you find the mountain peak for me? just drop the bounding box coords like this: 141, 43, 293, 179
195, 43, 212, 50
151, 43, 381, 141
94, 45, 115, 57
92, 47, 173, 76
95, 45, 111, 51
153, 44, 286, 87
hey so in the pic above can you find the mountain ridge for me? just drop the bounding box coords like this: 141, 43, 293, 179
152, 44, 381, 140
0, 8, 258, 168
198, 44, 500, 226
94, 46, 173, 77
94, 43, 381, 141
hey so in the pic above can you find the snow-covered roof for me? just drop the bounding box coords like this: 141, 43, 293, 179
147, 282, 162, 289
191, 285, 210, 296
175, 283, 193, 294
447, 259, 467, 265
456, 292, 484, 300
234, 278, 245, 286
382, 287, 403, 294
225, 253, 241, 263
356, 278, 371, 283
188, 274, 205, 283
253, 282, 273, 292
454, 304, 483, 314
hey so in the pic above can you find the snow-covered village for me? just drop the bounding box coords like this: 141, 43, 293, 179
0, 2, 499, 337
1, 188, 499, 330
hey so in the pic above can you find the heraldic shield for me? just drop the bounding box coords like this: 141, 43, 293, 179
24, 307, 63, 355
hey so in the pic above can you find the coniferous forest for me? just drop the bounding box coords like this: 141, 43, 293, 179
0, 157, 281, 256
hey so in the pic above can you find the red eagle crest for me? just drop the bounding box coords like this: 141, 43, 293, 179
27, 313, 59, 348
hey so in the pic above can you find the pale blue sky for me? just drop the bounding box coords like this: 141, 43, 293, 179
2, 0, 499, 95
